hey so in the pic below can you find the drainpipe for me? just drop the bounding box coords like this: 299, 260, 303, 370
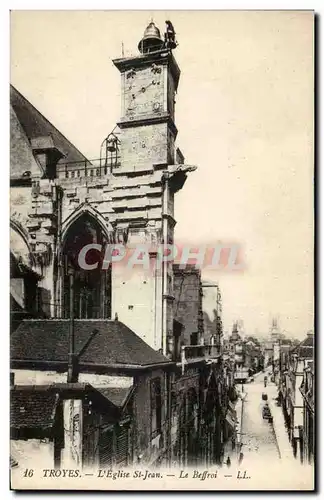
167, 372, 172, 466
67, 265, 77, 383
161, 171, 169, 357
55, 186, 63, 318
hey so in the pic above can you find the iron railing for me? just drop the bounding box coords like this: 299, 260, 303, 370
180, 344, 221, 373
57, 157, 121, 180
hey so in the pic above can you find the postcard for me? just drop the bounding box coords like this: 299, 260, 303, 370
10, 10, 314, 491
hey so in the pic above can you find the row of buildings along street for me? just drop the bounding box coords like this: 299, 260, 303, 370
10, 20, 314, 473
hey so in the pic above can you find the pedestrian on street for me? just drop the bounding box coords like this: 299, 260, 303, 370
226, 456, 231, 467
239, 452, 244, 464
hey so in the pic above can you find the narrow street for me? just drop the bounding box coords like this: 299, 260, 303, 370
240, 371, 280, 462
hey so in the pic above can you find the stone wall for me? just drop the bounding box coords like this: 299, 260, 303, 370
120, 123, 169, 173
132, 369, 166, 466
173, 267, 203, 345
13, 369, 133, 388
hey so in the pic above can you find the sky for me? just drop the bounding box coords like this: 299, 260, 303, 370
10, 10, 314, 339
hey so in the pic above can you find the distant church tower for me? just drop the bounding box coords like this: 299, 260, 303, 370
230, 321, 241, 342
270, 317, 280, 342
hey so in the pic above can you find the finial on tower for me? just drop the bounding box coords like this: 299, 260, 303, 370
138, 20, 178, 55
138, 21, 164, 54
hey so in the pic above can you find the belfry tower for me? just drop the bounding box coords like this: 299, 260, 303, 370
110, 21, 196, 355
10, 21, 196, 359
113, 21, 180, 173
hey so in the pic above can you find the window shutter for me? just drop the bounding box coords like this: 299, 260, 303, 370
116, 427, 129, 466
99, 430, 113, 467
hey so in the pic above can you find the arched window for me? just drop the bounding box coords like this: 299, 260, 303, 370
61, 213, 111, 319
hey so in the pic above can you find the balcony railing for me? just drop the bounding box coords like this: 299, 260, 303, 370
179, 344, 221, 373
57, 157, 121, 180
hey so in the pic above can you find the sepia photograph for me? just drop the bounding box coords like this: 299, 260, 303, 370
9, 9, 314, 491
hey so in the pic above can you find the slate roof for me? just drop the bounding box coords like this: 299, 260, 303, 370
10, 85, 87, 165
11, 389, 59, 430
97, 387, 134, 409
291, 334, 314, 359
11, 319, 170, 368
281, 338, 292, 346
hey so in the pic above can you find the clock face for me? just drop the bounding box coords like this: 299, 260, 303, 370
124, 65, 164, 118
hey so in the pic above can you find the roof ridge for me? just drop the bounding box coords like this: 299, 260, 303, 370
73, 318, 116, 322
18, 318, 117, 322
20, 318, 70, 322
11, 318, 171, 368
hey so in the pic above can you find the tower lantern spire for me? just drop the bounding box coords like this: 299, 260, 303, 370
137, 20, 178, 55
138, 21, 163, 54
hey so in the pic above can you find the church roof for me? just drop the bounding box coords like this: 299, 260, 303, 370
10, 85, 88, 167
11, 319, 171, 371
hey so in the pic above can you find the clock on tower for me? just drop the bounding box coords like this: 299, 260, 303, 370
123, 63, 164, 119
113, 22, 180, 173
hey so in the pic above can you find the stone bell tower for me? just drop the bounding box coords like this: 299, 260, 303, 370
113, 21, 179, 173
111, 21, 196, 356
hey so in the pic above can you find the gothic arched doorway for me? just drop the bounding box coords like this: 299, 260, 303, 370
61, 213, 111, 319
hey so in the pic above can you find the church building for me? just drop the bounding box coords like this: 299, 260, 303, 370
10, 21, 233, 470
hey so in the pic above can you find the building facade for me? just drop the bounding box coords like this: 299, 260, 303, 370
201, 281, 223, 347
278, 332, 314, 462
300, 361, 314, 465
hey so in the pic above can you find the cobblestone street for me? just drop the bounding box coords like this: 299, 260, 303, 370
240, 372, 281, 462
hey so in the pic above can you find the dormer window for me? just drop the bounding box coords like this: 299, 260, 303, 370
31, 136, 64, 180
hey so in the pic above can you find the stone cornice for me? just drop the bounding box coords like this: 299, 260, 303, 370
117, 113, 178, 137
113, 49, 180, 88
